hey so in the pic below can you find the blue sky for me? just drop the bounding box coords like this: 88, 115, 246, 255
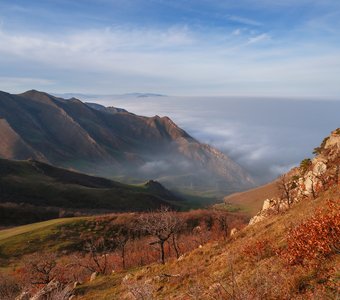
0, 0, 340, 97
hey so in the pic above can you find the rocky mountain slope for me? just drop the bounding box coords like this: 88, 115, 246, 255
0, 90, 254, 194
249, 128, 339, 225
223, 128, 340, 217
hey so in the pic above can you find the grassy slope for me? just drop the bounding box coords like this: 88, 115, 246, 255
73, 186, 339, 299
222, 180, 279, 216
0, 218, 77, 242
0, 158, 180, 214
0, 217, 93, 265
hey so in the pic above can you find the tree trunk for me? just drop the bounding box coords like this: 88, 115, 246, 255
160, 240, 165, 264
172, 234, 180, 259
224, 223, 228, 240
122, 245, 126, 269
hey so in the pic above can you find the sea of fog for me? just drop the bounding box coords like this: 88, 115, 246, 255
80, 95, 340, 184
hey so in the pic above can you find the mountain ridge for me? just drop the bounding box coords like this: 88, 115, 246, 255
0, 90, 254, 194
0, 157, 182, 226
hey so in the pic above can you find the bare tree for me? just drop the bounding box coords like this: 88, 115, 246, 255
215, 211, 229, 240
276, 174, 294, 208
139, 206, 180, 264
0, 273, 20, 300
113, 228, 130, 269
103, 221, 135, 270
23, 252, 57, 285
171, 233, 181, 259
79, 237, 113, 275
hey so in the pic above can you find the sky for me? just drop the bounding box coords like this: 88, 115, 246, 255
0, 0, 340, 97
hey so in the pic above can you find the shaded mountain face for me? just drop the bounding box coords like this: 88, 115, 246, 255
0, 158, 181, 226
0, 90, 254, 194
85, 102, 128, 114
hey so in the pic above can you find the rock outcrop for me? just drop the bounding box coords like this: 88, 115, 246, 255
17, 280, 74, 300
90, 272, 98, 282
249, 129, 339, 225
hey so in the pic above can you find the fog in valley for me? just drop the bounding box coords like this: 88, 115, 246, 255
80, 95, 340, 184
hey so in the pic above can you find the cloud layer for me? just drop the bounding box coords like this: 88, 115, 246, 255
92, 95, 340, 183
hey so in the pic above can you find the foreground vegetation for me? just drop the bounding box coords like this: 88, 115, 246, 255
73, 187, 339, 300
0, 207, 248, 299
1, 186, 338, 299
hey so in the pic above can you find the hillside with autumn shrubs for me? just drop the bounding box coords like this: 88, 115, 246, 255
71, 184, 339, 299
0, 129, 339, 300
0, 208, 248, 299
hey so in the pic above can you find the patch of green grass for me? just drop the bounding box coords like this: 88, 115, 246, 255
173, 193, 218, 210
75, 273, 127, 300
0, 217, 90, 263
213, 202, 242, 213
0, 218, 74, 242
0, 159, 183, 222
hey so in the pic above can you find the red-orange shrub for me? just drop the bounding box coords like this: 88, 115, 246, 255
242, 238, 275, 262
280, 200, 340, 265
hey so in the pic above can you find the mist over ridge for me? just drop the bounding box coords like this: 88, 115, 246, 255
0, 90, 255, 197
74, 94, 340, 184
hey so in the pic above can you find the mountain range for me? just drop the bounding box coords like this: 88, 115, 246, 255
0, 90, 254, 195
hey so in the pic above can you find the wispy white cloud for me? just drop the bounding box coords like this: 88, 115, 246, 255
225, 0, 340, 9
227, 15, 262, 26
0, 76, 55, 91
0, 25, 195, 54
232, 28, 242, 36
0, 22, 339, 97
304, 10, 340, 34
247, 33, 271, 44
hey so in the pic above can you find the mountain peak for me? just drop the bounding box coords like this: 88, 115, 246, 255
19, 89, 58, 105
145, 179, 165, 190
20, 89, 46, 96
